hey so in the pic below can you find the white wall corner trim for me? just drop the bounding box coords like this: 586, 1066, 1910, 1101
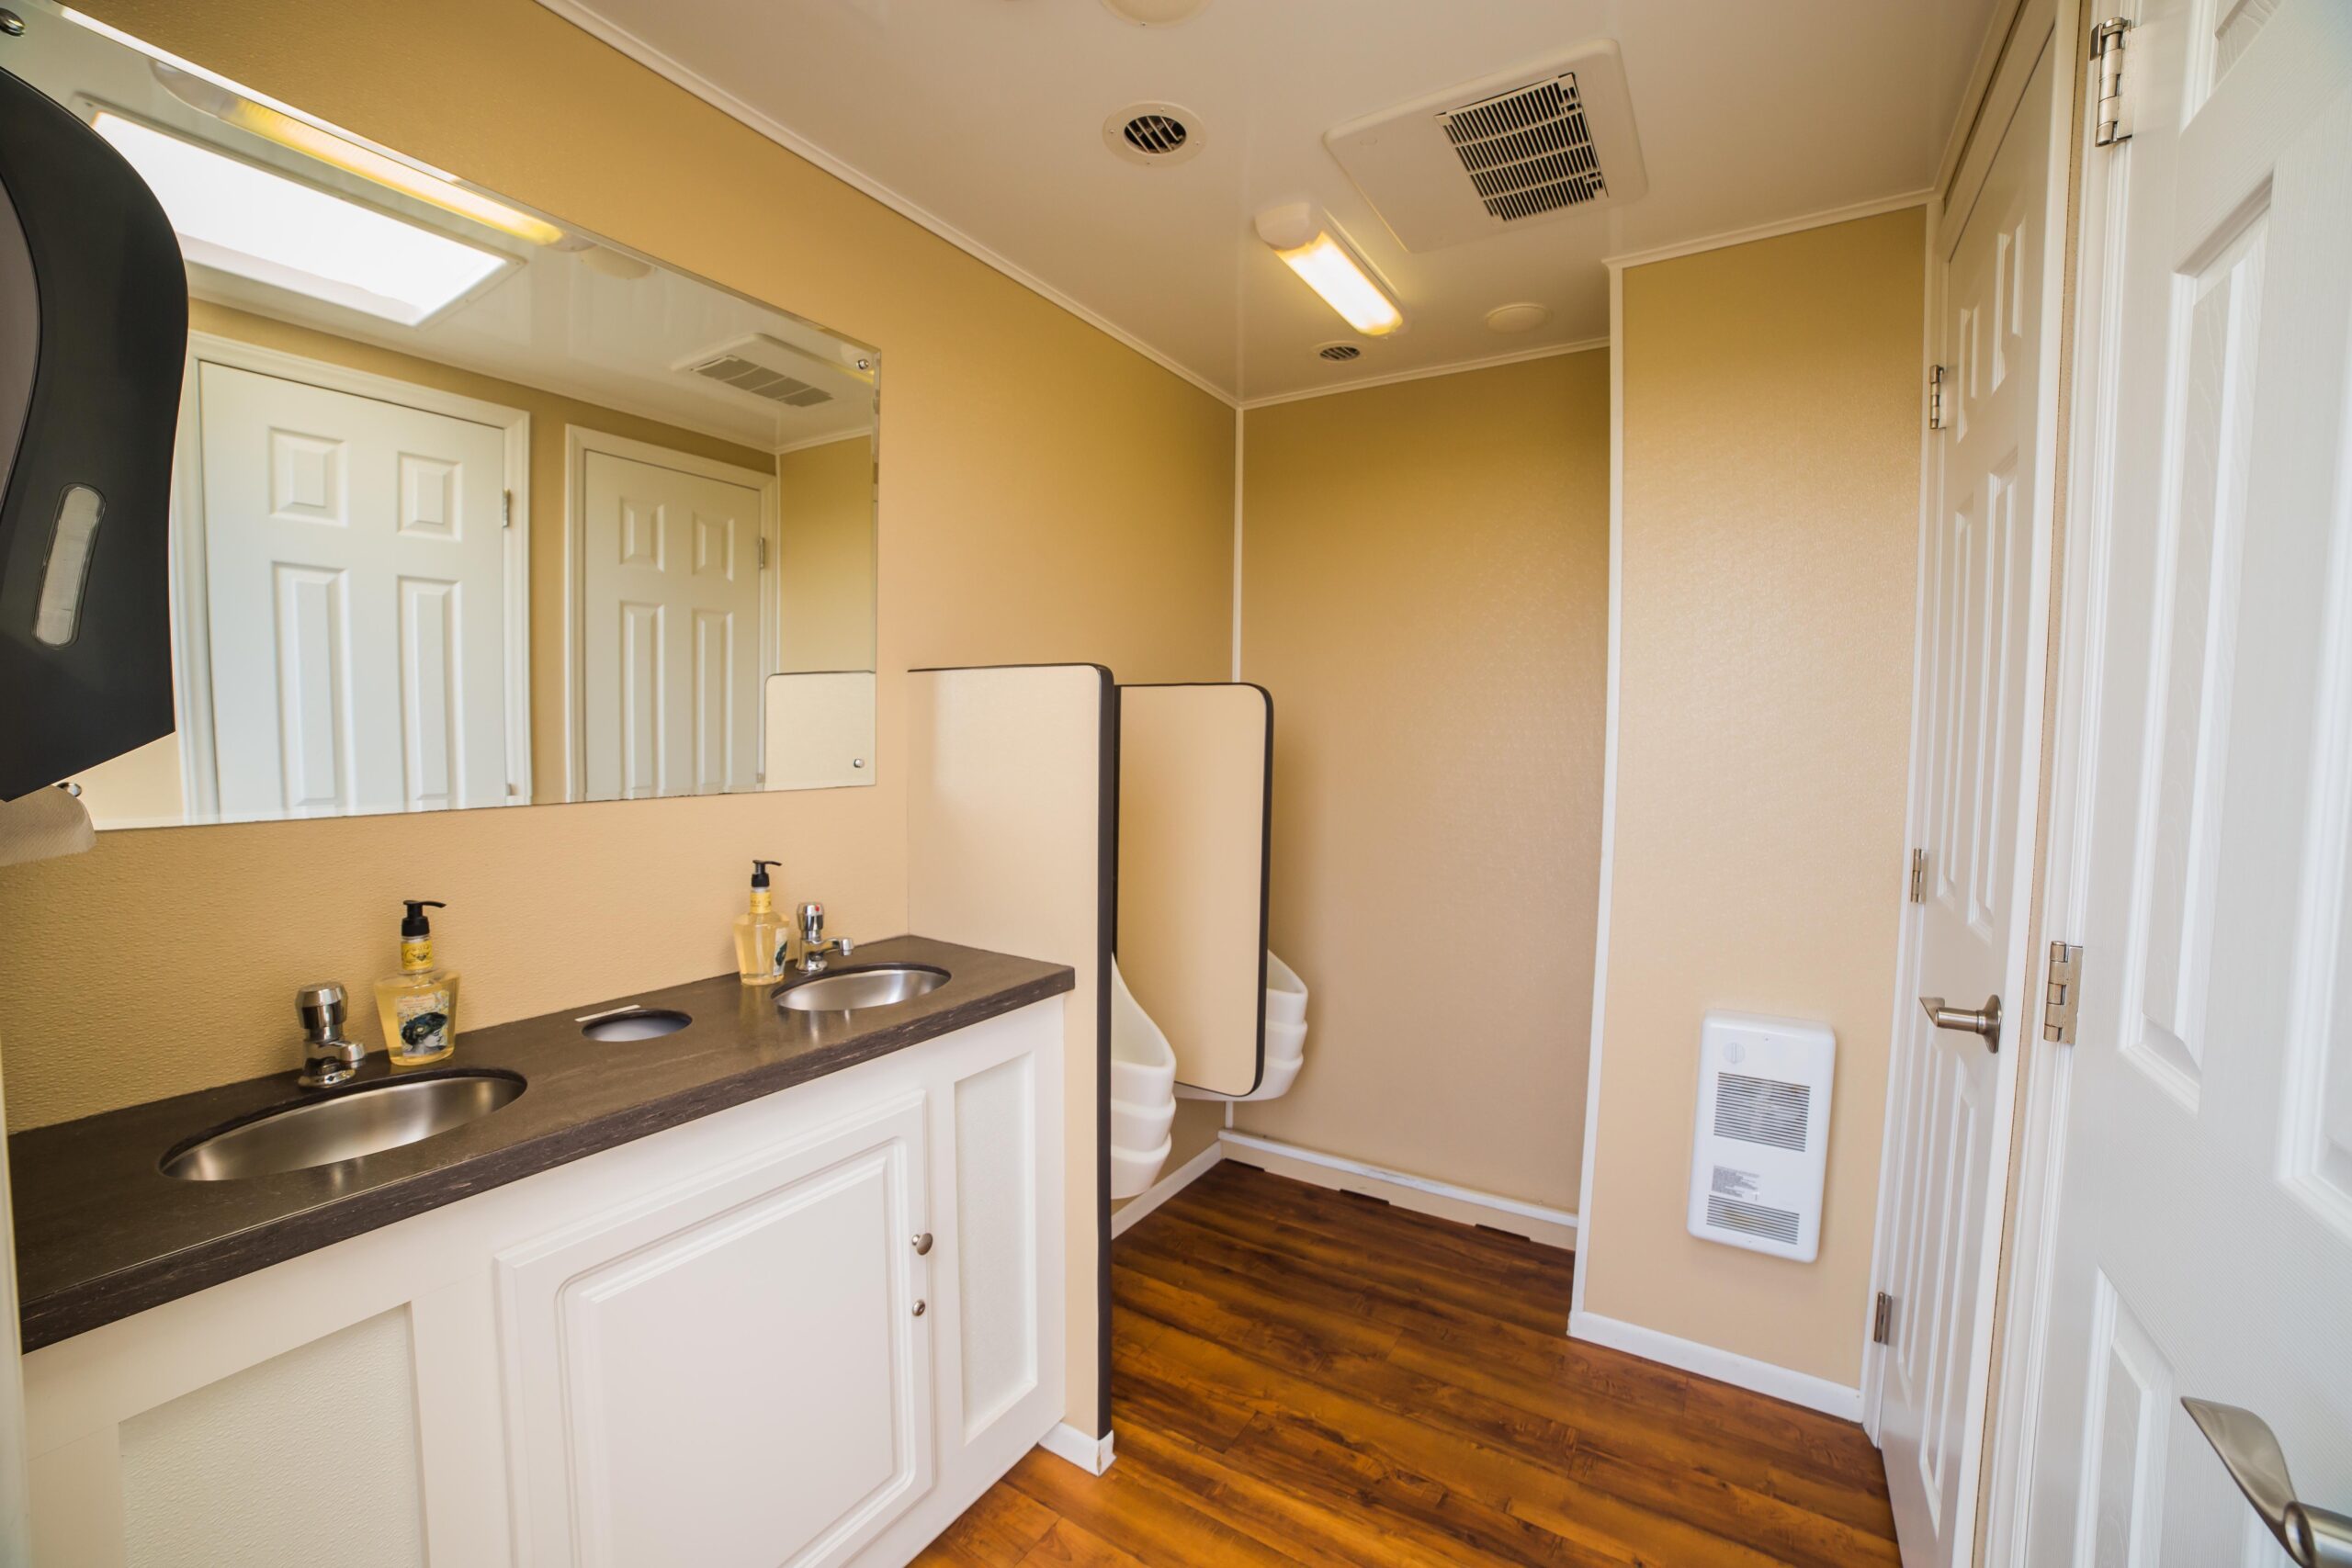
1038, 1422, 1116, 1476
1602, 188, 1934, 273
1569, 1310, 1865, 1422
532, 0, 1237, 409
1230, 404, 1245, 682
1235, 336, 1610, 412
1219, 1132, 1579, 1250
1569, 260, 1626, 1327
1112, 1138, 1225, 1239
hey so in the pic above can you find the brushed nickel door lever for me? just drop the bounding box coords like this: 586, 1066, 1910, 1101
2184, 1399, 2352, 1567
1919, 993, 2002, 1051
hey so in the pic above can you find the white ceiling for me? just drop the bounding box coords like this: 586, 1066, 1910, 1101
540, 0, 1997, 404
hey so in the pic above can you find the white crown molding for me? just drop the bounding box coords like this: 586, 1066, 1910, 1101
533, 0, 1238, 408
1603, 187, 1934, 272
773, 427, 875, 456
1237, 335, 1610, 412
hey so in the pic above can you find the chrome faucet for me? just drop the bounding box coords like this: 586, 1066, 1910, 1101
795, 901, 854, 974
295, 982, 363, 1089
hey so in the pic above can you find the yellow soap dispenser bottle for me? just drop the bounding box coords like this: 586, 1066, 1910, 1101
376, 898, 461, 1069
735, 860, 788, 985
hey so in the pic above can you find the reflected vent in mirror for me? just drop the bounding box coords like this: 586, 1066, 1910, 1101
677, 333, 838, 408
1713, 1071, 1810, 1153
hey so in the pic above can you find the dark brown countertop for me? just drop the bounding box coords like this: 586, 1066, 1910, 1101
7, 935, 1072, 1351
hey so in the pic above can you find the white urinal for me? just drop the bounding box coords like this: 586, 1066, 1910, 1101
1108, 958, 1177, 1198
1176, 952, 1308, 1103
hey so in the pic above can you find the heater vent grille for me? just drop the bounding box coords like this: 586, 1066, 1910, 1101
684, 354, 833, 407
1713, 1072, 1812, 1153
1707, 1192, 1803, 1246
1439, 74, 1606, 222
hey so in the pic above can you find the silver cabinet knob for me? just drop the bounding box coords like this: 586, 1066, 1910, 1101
911, 1233, 933, 1256
2185, 1400, 2352, 1567
1919, 993, 2002, 1051
911, 1300, 926, 1317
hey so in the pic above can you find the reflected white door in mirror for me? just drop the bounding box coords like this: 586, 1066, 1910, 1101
183, 349, 529, 825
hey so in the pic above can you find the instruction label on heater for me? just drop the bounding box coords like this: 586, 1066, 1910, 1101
1710, 1166, 1762, 1200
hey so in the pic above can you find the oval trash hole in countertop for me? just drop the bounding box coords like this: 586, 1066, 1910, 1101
1177, 951, 1309, 1104
579, 1008, 693, 1042
1109, 958, 1177, 1199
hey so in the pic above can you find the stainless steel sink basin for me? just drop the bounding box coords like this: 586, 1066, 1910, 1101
776, 965, 948, 1013
162, 1071, 526, 1181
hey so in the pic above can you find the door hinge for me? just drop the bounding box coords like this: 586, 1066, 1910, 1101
758, 537, 769, 570
2091, 18, 2132, 147
502, 489, 513, 528
1873, 1291, 1895, 1346
1909, 847, 1929, 903
2043, 942, 2085, 1043
1928, 365, 1948, 431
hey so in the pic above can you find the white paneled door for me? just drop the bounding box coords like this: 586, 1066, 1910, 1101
578, 445, 767, 800
198, 362, 513, 820
2019, 0, 2352, 1562
1872, 23, 2060, 1568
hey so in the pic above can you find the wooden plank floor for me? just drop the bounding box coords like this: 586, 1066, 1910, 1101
916, 1160, 1900, 1568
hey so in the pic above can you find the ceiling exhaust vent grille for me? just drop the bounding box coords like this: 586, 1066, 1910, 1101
1441, 74, 1607, 222
1123, 113, 1188, 157
1104, 101, 1204, 165
684, 352, 833, 408
1324, 39, 1646, 252
1317, 343, 1362, 362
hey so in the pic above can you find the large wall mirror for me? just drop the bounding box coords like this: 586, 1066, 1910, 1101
9, 5, 878, 829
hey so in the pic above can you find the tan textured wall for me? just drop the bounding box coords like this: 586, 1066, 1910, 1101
1234, 353, 1611, 1212
0, 0, 1232, 1134
776, 435, 879, 672
187, 299, 780, 805
1582, 210, 1923, 1386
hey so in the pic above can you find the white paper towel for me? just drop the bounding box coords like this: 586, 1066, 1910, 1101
0, 785, 95, 867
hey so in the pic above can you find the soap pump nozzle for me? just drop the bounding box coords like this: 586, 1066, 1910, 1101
750, 859, 779, 890
401, 898, 446, 938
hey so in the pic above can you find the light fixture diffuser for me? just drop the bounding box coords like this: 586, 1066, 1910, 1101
1254, 203, 1402, 337
92, 112, 512, 327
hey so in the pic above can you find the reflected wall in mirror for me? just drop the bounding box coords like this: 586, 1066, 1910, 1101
6, 4, 878, 829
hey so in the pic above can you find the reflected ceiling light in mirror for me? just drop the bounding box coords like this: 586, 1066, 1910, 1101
146, 62, 569, 247
91, 112, 513, 327
1253, 202, 1402, 337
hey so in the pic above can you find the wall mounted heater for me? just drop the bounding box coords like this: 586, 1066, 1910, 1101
1687, 1012, 1835, 1263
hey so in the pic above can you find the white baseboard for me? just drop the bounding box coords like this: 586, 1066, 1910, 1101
1111, 1139, 1224, 1238
1218, 1131, 1580, 1250
1568, 1309, 1863, 1422
1037, 1421, 1115, 1475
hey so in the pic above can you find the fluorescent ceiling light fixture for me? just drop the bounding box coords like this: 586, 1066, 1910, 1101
1254, 203, 1402, 337
92, 112, 511, 327
147, 62, 568, 247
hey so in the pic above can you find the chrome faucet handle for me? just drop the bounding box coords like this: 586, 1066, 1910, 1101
799, 901, 825, 945
295, 982, 363, 1089
2184, 1400, 2352, 1567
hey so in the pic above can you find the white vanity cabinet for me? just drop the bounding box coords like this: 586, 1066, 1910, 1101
502, 1093, 935, 1568
21, 1002, 1065, 1568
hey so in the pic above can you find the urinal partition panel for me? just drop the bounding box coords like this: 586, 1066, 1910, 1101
1116, 683, 1271, 1098
907, 664, 1111, 1442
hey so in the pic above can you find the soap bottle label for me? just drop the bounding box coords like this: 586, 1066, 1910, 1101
394, 989, 453, 1059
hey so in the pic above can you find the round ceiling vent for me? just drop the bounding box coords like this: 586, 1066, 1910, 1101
1317, 343, 1363, 362
1101, 0, 1210, 24
1486, 302, 1553, 334
1103, 102, 1202, 165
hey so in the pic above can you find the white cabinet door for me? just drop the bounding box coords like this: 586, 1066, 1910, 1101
197, 362, 513, 819
499, 1093, 933, 1568
579, 447, 767, 801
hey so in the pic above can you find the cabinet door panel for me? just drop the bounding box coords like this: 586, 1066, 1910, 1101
501, 1095, 932, 1568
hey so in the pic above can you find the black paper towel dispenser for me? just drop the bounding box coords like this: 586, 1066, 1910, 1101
0, 62, 187, 802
